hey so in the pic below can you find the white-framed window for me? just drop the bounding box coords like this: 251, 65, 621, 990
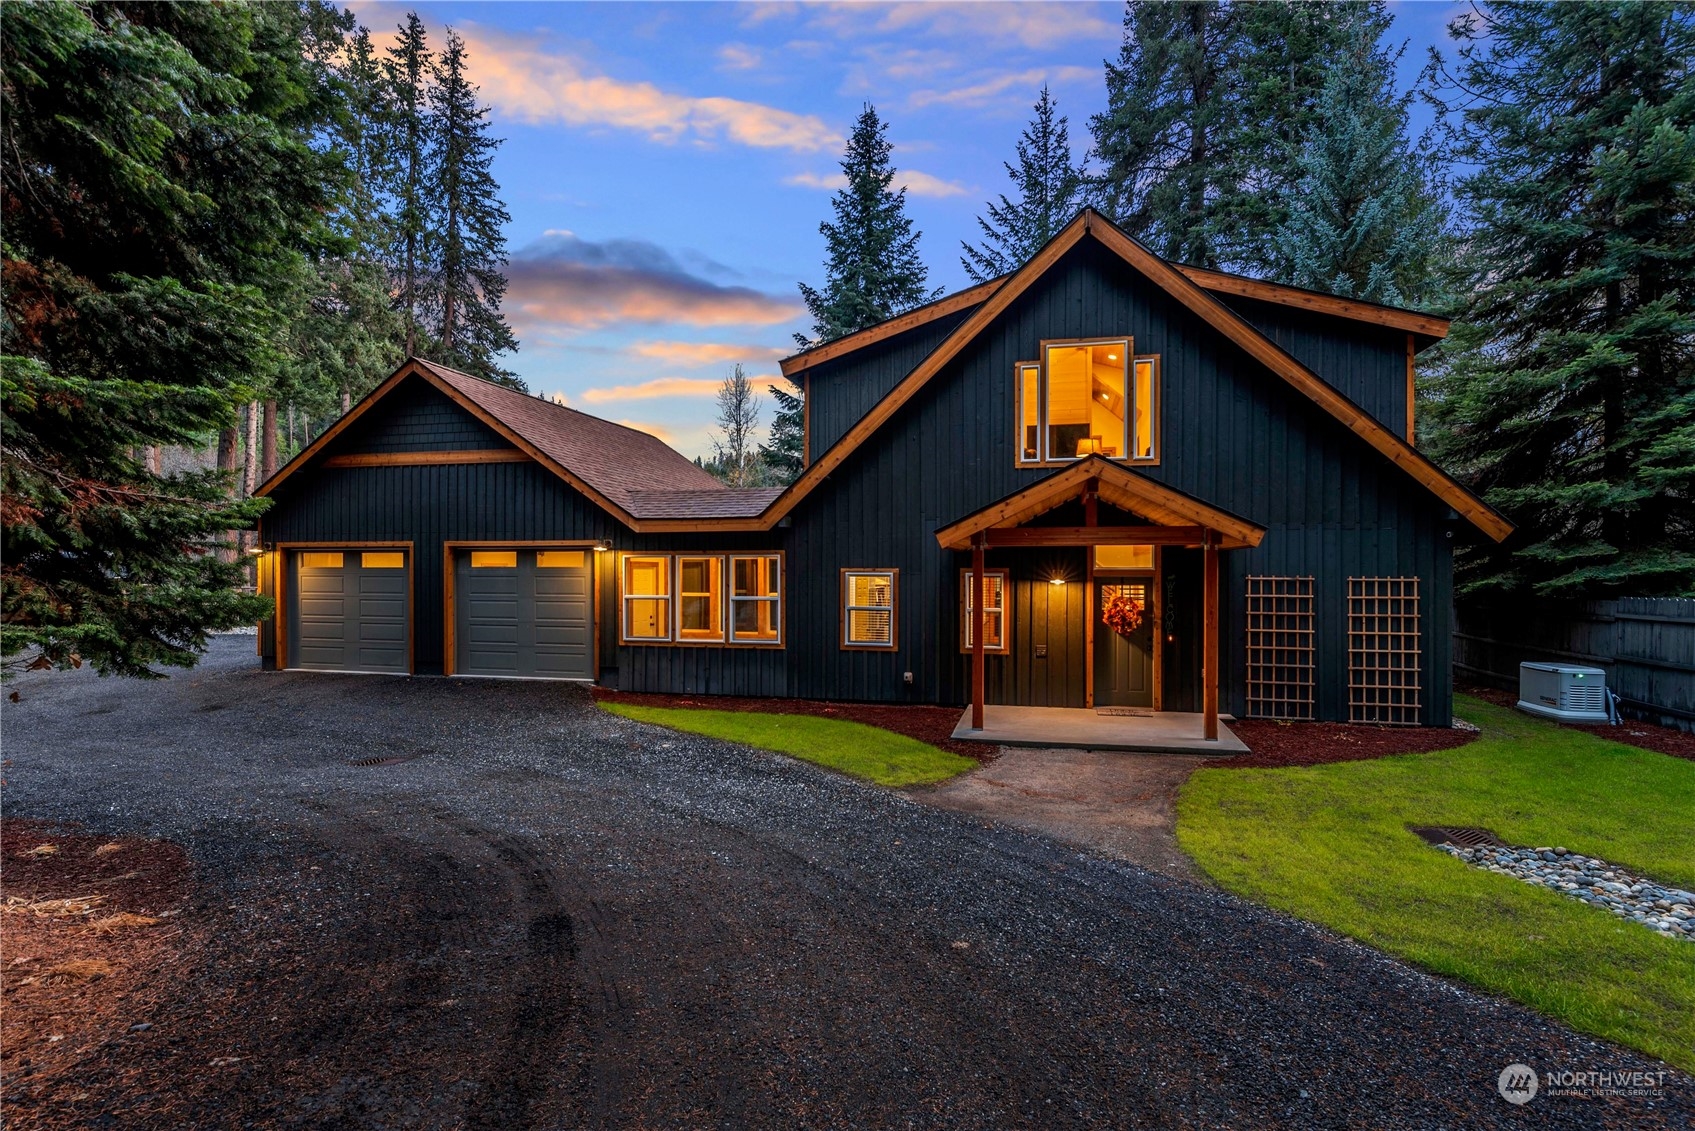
676, 555, 724, 642
729, 555, 782, 644
1016, 340, 1159, 464
842, 569, 897, 649
959, 568, 1010, 653
621, 555, 671, 642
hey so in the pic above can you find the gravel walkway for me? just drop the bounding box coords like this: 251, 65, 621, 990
4, 638, 1689, 1129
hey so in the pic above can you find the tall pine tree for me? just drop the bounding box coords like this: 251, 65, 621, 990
961, 86, 1086, 282
383, 11, 433, 358
1269, 32, 1444, 306
1424, 1, 1695, 598
797, 105, 938, 346
1090, 1, 1241, 268
428, 27, 520, 386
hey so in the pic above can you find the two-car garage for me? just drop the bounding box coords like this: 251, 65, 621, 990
282, 545, 593, 680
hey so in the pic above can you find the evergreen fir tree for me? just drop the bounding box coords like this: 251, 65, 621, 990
961, 86, 1086, 282
1089, 1, 1242, 268
1227, 0, 1394, 273
1423, 1, 1695, 598
759, 378, 806, 484
1269, 35, 1444, 306
797, 105, 939, 346
427, 28, 520, 387
2, 0, 338, 675
383, 11, 433, 358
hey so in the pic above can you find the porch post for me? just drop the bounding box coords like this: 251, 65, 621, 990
972, 534, 986, 730
1203, 529, 1219, 741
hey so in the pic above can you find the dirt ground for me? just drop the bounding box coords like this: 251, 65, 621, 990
3, 638, 1688, 1130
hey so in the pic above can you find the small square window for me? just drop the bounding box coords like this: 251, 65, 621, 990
361, 551, 405, 569
842, 570, 897, 649
1094, 545, 1154, 571
536, 550, 584, 569
470, 550, 517, 568
299, 551, 343, 569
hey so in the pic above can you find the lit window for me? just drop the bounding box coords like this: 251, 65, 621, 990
960, 568, 1009, 653
299, 552, 344, 569
1131, 356, 1158, 460
676, 556, 724, 642
622, 555, 671, 642
1094, 545, 1154, 571
1017, 362, 1041, 464
471, 550, 517, 568
1017, 341, 1158, 463
362, 551, 404, 569
842, 570, 896, 649
536, 550, 584, 569
729, 555, 781, 644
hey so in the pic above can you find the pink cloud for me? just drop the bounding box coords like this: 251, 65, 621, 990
582, 375, 785, 404
629, 341, 789, 366
785, 169, 967, 198
506, 233, 803, 332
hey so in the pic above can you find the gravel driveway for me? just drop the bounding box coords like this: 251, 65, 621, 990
4, 638, 1687, 1129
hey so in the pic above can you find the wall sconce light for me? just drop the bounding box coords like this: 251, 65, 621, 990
593, 540, 612, 552
1049, 576, 1066, 586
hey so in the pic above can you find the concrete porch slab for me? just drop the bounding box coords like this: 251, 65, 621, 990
951, 705, 1248, 755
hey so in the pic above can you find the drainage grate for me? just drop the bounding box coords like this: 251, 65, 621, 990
1409, 825, 1504, 849
349, 754, 422, 768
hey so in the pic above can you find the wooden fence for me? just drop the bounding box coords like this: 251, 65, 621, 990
1454, 597, 1695, 732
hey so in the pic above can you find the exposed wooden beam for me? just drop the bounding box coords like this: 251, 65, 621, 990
971, 536, 986, 730
1203, 532, 1220, 742
321, 449, 529, 468
1177, 265, 1451, 340
984, 526, 1210, 547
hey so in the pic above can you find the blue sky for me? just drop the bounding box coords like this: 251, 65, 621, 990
353, 1, 1470, 459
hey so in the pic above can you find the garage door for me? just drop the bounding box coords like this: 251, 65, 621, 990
454, 548, 592, 680
287, 549, 410, 674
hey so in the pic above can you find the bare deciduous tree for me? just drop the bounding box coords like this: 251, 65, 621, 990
709, 364, 769, 488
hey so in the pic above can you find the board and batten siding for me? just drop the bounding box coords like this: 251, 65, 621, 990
785, 237, 1454, 723
804, 308, 976, 457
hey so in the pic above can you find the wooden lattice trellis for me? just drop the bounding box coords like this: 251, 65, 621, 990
1348, 577, 1422, 725
1245, 576, 1315, 719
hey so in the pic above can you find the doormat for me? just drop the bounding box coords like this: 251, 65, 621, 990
1096, 707, 1155, 717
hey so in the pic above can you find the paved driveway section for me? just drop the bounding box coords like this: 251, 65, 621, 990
4, 638, 1687, 1130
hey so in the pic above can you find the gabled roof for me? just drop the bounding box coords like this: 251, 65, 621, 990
779, 244, 1450, 378
763, 209, 1510, 543
935, 458, 1266, 551
256, 359, 772, 530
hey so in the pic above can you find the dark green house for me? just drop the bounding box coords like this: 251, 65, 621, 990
254, 209, 1510, 747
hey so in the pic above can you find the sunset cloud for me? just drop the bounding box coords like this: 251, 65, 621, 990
629, 341, 790, 367
910, 66, 1097, 109
614, 419, 677, 445
582, 375, 785, 404
461, 26, 839, 152
505, 232, 804, 332
785, 169, 967, 198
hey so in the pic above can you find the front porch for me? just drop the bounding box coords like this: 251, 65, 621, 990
949, 705, 1248, 755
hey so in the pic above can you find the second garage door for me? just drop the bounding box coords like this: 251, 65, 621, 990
454, 548, 592, 680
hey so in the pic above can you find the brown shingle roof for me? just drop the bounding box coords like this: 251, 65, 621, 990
416, 360, 748, 517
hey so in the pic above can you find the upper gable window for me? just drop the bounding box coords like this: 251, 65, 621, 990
1017, 339, 1158, 465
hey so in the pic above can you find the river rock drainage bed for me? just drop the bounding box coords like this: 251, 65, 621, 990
1434, 840, 1693, 941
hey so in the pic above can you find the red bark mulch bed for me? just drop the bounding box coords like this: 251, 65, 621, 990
1217, 719, 1478, 769
2, 820, 200, 1123
592, 689, 991, 761
1459, 684, 1695, 763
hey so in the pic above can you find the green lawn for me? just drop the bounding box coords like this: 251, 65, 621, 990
599, 703, 978, 787
1177, 695, 1695, 1070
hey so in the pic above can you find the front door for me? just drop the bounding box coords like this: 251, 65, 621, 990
1095, 580, 1154, 707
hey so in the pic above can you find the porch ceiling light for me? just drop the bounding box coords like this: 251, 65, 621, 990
1049, 576, 1066, 586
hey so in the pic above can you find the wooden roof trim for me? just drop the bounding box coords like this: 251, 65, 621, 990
778, 276, 1006, 377
764, 215, 1091, 526
1176, 265, 1450, 340
1088, 222, 1511, 542
934, 458, 1266, 551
